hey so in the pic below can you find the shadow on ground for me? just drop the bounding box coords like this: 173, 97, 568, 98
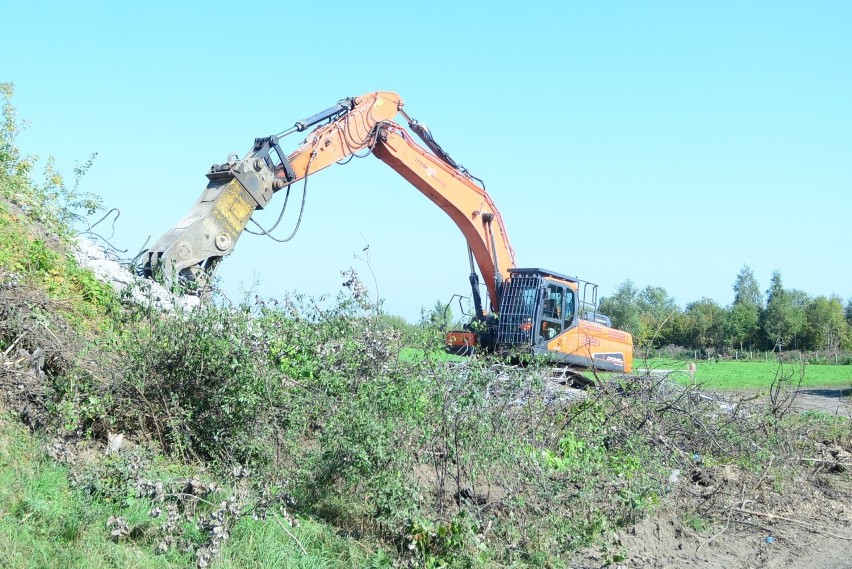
798, 388, 851, 399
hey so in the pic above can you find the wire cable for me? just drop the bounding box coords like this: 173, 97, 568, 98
244, 184, 293, 236
246, 146, 318, 243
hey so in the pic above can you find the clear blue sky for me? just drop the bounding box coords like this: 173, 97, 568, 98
3, 1, 850, 321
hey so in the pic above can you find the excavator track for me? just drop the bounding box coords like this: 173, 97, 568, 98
546, 366, 595, 389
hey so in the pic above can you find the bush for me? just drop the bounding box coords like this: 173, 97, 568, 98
112, 301, 280, 465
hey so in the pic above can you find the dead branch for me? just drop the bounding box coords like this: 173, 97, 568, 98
733, 508, 852, 541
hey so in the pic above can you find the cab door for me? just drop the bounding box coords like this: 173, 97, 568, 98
539, 282, 566, 341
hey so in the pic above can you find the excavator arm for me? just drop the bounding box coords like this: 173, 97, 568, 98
371, 123, 514, 311
143, 91, 515, 313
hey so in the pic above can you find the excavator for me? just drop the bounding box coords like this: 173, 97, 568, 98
143, 91, 633, 374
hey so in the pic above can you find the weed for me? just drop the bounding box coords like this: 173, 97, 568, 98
682, 512, 710, 533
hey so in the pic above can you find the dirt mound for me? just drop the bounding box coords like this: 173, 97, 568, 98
607, 498, 850, 569
578, 453, 852, 568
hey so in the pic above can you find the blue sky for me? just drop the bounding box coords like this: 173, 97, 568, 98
3, 1, 850, 321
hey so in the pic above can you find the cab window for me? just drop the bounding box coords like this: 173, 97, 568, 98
540, 283, 565, 339
564, 290, 576, 328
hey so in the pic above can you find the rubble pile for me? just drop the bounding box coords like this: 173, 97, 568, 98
73, 236, 200, 311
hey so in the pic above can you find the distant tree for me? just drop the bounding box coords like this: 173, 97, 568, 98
846, 299, 852, 325
684, 298, 725, 352
732, 265, 762, 309
378, 313, 420, 345
760, 271, 805, 351
723, 302, 760, 352
636, 285, 679, 346
661, 310, 691, 348
765, 271, 784, 305
422, 300, 453, 331
786, 289, 810, 349
598, 280, 641, 336
803, 295, 847, 352
638, 286, 678, 321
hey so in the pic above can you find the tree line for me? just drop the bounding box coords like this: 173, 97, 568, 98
598, 266, 851, 355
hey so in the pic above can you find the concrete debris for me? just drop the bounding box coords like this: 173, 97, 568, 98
105, 431, 124, 455
72, 236, 200, 311
106, 515, 130, 541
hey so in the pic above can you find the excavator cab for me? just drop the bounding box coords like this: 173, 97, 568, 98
495, 268, 632, 373
497, 268, 573, 347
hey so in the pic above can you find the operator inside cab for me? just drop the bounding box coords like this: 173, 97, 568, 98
540, 285, 577, 340
541, 287, 562, 340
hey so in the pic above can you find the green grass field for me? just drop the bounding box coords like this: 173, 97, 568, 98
398, 346, 465, 362
400, 349, 852, 391
640, 358, 852, 390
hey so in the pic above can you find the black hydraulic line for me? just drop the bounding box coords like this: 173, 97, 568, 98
406, 119, 486, 189
244, 184, 293, 236
408, 120, 460, 169
247, 149, 317, 243
482, 212, 503, 310
246, 182, 306, 243
467, 246, 485, 318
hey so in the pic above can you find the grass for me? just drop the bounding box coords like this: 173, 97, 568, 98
215, 516, 385, 568
0, 414, 187, 569
398, 346, 465, 362
0, 203, 118, 336
640, 358, 852, 390
0, 414, 383, 569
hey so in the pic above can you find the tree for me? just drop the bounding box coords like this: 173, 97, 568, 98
761, 271, 805, 351
636, 285, 679, 346
599, 280, 641, 337
786, 289, 810, 349
803, 295, 847, 352
422, 300, 453, 332
732, 265, 762, 309
638, 286, 678, 321
765, 271, 784, 305
1, 83, 34, 197
723, 302, 760, 352
683, 298, 725, 353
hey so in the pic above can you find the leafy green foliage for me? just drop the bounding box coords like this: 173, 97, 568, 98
605, 265, 852, 356
0, 83, 101, 238
803, 295, 848, 352
115, 302, 279, 463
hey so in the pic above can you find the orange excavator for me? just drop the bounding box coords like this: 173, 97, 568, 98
143, 91, 633, 373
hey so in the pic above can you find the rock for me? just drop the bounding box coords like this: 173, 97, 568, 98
72, 236, 200, 311
106, 431, 124, 455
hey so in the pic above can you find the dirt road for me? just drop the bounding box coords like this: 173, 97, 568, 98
793, 388, 852, 416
